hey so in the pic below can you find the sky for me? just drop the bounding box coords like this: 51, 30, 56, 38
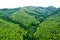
0, 0, 60, 8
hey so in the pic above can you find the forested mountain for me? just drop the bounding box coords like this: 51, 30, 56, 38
0, 6, 60, 40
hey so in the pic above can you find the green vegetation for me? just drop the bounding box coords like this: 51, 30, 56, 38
0, 6, 60, 40
0, 18, 27, 40
34, 11, 60, 40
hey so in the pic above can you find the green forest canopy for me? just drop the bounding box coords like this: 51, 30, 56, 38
0, 6, 60, 40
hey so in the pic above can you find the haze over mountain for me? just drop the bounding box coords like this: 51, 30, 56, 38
0, 6, 60, 40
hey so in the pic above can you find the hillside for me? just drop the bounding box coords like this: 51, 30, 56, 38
34, 10, 60, 40
0, 6, 60, 40
0, 18, 27, 40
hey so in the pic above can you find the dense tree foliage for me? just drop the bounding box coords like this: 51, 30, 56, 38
0, 18, 27, 40
0, 6, 60, 40
34, 11, 60, 40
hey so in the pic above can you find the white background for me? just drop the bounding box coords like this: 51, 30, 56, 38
0, 0, 60, 8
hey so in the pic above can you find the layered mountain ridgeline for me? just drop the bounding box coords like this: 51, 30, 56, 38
0, 6, 60, 40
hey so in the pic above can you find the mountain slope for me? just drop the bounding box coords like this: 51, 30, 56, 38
34, 11, 60, 40
10, 8, 40, 28
0, 18, 27, 40
21, 6, 57, 23
0, 8, 20, 17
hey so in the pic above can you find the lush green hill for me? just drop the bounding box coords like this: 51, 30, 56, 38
10, 8, 40, 27
34, 11, 60, 40
0, 18, 27, 40
0, 8, 20, 19
22, 6, 57, 22
0, 6, 60, 40
9, 8, 40, 39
